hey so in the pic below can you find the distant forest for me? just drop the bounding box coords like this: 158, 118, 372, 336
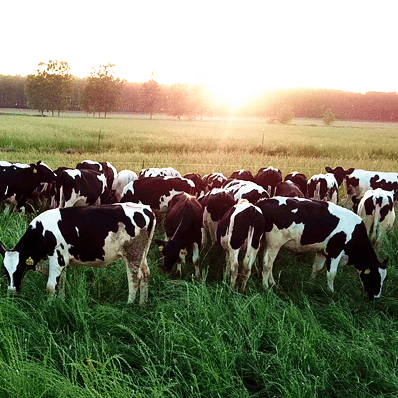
1, 74, 398, 122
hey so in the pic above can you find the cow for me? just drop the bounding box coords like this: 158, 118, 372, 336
307, 173, 339, 203
223, 179, 270, 203
202, 173, 227, 190
138, 167, 181, 179
121, 176, 195, 211
0, 161, 56, 211
113, 170, 138, 203
255, 197, 388, 300
325, 166, 354, 188
157, 193, 203, 278
198, 188, 236, 245
228, 169, 255, 182
183, 173, 208, 197
254, 167, 282, 196
0, 203, 156, 305
284, 172, 307, 197
76, 160, 118, 191
344, 169, 398, 211
52, 169, 110, 208
274, 180, 305, 198
356, 189, 396, 244
217, 200, 265, 292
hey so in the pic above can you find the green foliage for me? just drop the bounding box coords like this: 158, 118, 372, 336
323, 108, 336, 125
81, 64, 125, 118
24, 61, 74, 116
140, 78, 161, 120
276, 104, 295, 124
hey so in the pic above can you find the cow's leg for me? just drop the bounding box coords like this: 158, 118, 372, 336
124, 234, 151, 305
192, 242, 200, 279
241, 246, 258, 292
326, 254, 344, 292
228, 249, 239, 289
311, 253, 326, 279
46, 255, 66, 298
261, 247, 279, 288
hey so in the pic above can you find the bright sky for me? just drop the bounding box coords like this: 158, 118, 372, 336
2, 0, 397, 107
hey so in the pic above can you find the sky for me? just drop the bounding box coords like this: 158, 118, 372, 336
2, 0, 397, 107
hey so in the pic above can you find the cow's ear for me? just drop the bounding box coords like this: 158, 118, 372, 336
0, 241, 7, 257
380, 258, 388, 269
347, 168, 355, 174
325, 167, 333, 173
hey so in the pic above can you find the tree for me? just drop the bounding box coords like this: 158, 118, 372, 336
323, 108, 336, 125
276, 104, 295, 124
25, 60, 74, 116
140, 73, 161, 120
81, 64, 125, 118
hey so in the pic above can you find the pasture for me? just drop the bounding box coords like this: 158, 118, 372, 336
1, 112, 398, 397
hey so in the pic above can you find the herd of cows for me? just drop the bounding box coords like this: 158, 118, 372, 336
0, 160, 397, 303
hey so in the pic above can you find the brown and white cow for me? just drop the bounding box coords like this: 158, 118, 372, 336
157, 192, 203, 278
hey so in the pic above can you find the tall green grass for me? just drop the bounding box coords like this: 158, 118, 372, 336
1, 113, 398, 396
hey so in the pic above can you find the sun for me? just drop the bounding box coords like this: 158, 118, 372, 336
209, 80, 260, 111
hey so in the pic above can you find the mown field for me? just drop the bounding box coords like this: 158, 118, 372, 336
1, 111, 398, 397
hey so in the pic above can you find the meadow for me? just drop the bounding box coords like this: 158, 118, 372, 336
1, 111, 398, 397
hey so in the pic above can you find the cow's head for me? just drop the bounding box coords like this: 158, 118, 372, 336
325, 166, 355, 187
158, 240, 182, 272
360, 258, 388, 300
31, 161, 56, 183
0, 243, 34, 292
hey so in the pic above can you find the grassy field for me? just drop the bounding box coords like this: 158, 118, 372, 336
1, 112, 398, 397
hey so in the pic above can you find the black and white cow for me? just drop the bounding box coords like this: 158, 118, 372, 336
307, 173, 339, 203
223, 179, 270, 203
217, 200, 265, 292
198, 188, 236, 245
274, 180, 305, 198
0, 203, 156, 305
255, 197, 388, 299
157, 192, 203, 278
53, 169, 110, 208
138, 167, 181, 179
284, 172, 307, 197
121, 176, 195, 211
357, 188, 396, 244
0, 161, 56, 211
113, 170, 138, 203
183, 173, 208, 197
76, 160, 118, 191
344, 169, 398, 211
202, 172, 227, 190
228, 169, 255, 182
254, 167, 282, 196
325, 166, 354, 188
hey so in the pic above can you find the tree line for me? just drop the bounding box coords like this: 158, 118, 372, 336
1, 61, 398, 121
